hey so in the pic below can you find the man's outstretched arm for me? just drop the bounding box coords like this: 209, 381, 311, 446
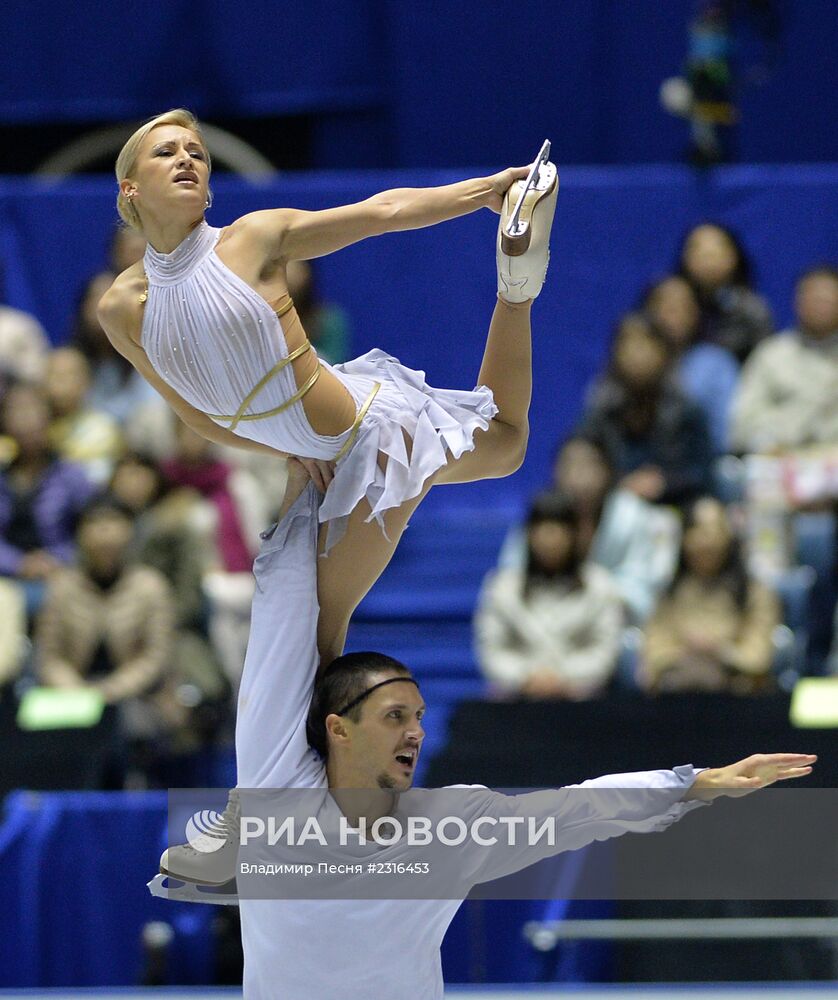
466, 753, 817, 887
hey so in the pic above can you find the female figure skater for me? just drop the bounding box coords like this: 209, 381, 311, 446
98, 109, 558, 665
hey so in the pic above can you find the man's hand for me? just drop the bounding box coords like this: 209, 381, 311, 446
18, 550, 61, 580
484, 166, 533, 214
682, 628, 723, 656
684, 753, 817, 802
520, 670, 574, 700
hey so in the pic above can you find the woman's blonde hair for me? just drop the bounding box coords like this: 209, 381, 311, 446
115, 108, 211, 231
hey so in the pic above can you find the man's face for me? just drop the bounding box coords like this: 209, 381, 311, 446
337, 675, 426, 792
796, 274, 838, 338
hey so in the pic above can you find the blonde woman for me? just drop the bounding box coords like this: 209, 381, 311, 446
98, 110, 558, 663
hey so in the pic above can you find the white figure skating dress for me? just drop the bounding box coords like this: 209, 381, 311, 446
141, 222, 497, 547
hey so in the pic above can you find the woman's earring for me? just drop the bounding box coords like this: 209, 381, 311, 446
205, 189, 214, 210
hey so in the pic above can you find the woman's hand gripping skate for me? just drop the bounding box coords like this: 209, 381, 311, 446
484, 166, 533, 214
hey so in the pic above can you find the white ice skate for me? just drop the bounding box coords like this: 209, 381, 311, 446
497, 139, 559, 303
147, 789, 240, 906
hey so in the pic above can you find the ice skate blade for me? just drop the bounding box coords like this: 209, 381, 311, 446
148, 872, 240, 906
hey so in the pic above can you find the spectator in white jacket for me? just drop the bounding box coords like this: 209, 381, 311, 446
475, 491, 623, 700
497, 434, 680, 623
730, 266, 838, 453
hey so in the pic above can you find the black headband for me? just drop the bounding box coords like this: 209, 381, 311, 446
336, 677, 420, 717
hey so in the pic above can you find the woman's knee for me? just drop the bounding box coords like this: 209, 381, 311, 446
493, 422, 529, 477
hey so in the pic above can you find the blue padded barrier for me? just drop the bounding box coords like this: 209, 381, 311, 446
0, 791, 215, 988
345, 620, 478, 679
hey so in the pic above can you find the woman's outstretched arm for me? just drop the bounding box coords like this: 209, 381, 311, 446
245, 166, 530, 262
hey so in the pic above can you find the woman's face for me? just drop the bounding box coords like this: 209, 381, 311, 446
647, 277, 700, 348
45, 348, 90, 416
796, 274, 838, 338
528, 519, 576, 573
554, 440, 611, 505
123, 125, 210, 228
682, 498, 733, 578
111, 461, 160, 513
1, 387, 50, 456
682, 225, 739, 291
78, 511, 134, 574
614, 318, 669, 389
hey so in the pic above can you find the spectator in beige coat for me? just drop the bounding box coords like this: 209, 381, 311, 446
476, 491, 623, 700
36, 496, 174, 719
640, 497, 779, 694
729, 266, 838, 453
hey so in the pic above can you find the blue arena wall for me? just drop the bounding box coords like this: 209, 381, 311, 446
0, 165, 836, 502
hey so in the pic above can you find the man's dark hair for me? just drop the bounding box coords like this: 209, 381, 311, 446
676, 221, 754, 289
797, 264, 838, 288
552, 430, 616, 482
77, 493, 137, 529
523, 489, 583, 596
109, 451, 169, 507
668, 496, 749, 611
306, 652, 413, 760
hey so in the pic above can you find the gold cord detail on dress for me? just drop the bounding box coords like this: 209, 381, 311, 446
206, 340, 317, 432
333, 382, 381, 462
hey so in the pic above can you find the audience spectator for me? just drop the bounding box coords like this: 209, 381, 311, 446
44, 347, 124, 485
0, 297, 49, 387
160, 420, 266, 573
499, 434, 680, 623
0, 577, 27, 689
729, 266, 838, 454
160, 419, 270, 689
640, 497, 779, 694
476, 491, 623, 700
287, 259, 351, 365
578, 312, 713, 505
0, 382, 95, 612
109, 452, 229, 736
642, 275, 739, 454
34, 497, 180, 784
677, 222, 773, 363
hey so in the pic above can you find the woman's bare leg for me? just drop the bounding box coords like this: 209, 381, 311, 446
313, 295, 533, 664
436, 294, 533, 484
315, 473, 438, 667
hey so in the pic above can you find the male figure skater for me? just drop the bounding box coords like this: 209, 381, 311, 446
154, 471, 815, 1000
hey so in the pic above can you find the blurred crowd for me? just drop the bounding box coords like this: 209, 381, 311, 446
0, 226, 351, 789
0, 219, 836, 789
475, 223, 838, 701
